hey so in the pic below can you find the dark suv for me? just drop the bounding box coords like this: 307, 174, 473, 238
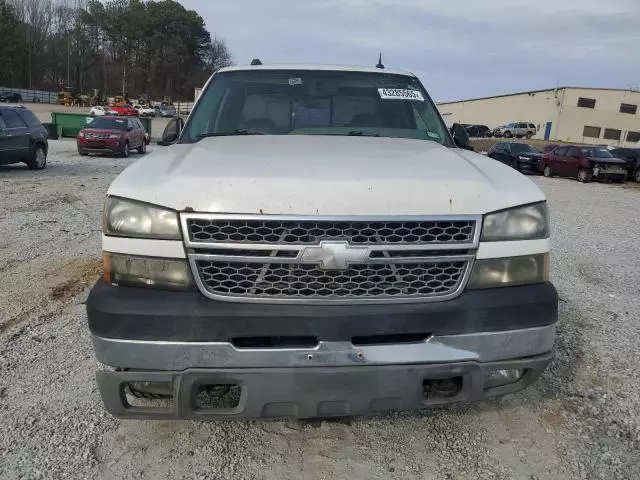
0, 105, 48, 170
608, 147, 640, 182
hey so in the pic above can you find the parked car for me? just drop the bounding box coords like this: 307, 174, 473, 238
156, 104, 176, 118
608, 147, 640, 182
109, 104, 138, 116
465, 124, 492, 138
493, 122, 537, 139
86, 62, 557, 420
90, 105, 118, 116
539, 145, 627, 183
0, 105, 48, 169
487, 142, 541, 174
77, 116, 147, 157
134, 105, 156, 117
0, 92, 23, 103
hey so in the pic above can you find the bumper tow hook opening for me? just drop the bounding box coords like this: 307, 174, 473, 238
423, 377, 463, 399
195, 384, 241, 410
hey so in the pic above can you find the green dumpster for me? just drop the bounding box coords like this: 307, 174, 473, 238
50, 112, 153, 138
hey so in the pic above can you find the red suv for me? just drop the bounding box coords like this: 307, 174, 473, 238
109, 104, 138, 116
539, 145, 628, 183
77, 117, 148, 157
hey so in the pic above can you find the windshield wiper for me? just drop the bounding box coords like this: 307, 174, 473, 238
196, 129, 266, 139
347, 130, 380, 137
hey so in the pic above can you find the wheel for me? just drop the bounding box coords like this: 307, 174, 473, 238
26, 144, 47, 170
635, 171, 640, 182
504, 131, 512, 138
526, 132, 533, 139
543, 165, 552, 177
510, 158, 519, 171
577, 168, 592, 183
120, 142, 130, 158
137, 141, 147, 154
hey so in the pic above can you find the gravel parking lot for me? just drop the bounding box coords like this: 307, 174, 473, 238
1, 141, 639, 479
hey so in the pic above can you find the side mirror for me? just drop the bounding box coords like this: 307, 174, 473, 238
451, 123, 474, 151
157, 117, 184, 146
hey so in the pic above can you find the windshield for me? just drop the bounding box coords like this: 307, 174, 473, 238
580, 147, 613, 158
511, 143, 538, 154
183, 70, 451, 145
86, 117, 127, 130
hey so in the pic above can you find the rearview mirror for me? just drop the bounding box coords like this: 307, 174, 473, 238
451, 123, 474, 151
157, 117, 184, 146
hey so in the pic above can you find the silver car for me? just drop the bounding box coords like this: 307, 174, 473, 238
494, 122, 537, 139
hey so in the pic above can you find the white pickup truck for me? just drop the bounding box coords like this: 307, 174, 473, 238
87, 63, 557, 419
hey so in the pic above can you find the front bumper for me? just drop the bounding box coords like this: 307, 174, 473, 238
97, 353, 552, 420
87, 280, 557, 419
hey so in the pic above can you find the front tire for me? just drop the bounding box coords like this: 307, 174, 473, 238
137, 141, 147, 154
504, 131, 512, 138
635, 170, 640, 183
26, 144, 47, 170
526, 132, 533, 139
543, 165, 552, 177
577, 168, 592, 183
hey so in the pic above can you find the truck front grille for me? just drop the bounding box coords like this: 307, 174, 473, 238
182, 214, 480, 304
186, 218, 475, 245
195, 260, 468, 300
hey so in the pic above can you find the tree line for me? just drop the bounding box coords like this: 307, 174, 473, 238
0, 0, 232, 101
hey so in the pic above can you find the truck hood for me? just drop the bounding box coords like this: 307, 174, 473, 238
108, 136, 545, 215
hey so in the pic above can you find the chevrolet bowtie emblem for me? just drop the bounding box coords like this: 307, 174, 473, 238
299, 241, 370, 269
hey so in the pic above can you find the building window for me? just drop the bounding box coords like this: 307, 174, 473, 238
583, 126, 601, 138
603, 128, 622, 141
627, 131, 640, 143
620, 103, 637, 114
577, 97, 596, 108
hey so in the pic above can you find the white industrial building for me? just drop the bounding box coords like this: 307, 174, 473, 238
438, 87, 640, 146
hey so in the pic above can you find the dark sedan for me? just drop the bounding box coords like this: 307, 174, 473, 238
487, 142, 541, 174
0, 92, 23, 103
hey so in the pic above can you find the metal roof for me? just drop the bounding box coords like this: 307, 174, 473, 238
438, 86, 640, 105
218, 64, 416, 77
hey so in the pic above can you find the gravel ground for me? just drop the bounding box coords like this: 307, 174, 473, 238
1, 142, 639, 479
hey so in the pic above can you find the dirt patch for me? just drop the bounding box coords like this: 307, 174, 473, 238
45, 258, 102, 301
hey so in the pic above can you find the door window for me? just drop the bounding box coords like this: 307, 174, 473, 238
555, 147, 568, 156
567, 147, 580, 157
1, 110, 26, 128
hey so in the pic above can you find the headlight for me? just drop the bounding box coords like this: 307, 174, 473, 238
103, 197, 181, 239
468, 253, 548, 289
104, 253, 191, 289
518, 156, 530, 160
108, 134, 121, 140
482, 203, 548, 241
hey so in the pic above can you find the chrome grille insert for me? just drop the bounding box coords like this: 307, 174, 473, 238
182, 214, 481, 304
194, 260, 469, 300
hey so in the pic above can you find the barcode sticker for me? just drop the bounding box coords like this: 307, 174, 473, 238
378, 88, 425, 101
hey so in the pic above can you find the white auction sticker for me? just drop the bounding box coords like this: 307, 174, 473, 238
378, 88, 424, 101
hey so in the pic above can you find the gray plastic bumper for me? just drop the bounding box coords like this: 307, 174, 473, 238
97, 353, 552, 420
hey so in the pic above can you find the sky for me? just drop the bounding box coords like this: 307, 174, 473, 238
179, 0, 640, 102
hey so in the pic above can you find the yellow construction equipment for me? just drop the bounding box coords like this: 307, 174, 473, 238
57, 87, 76, 106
